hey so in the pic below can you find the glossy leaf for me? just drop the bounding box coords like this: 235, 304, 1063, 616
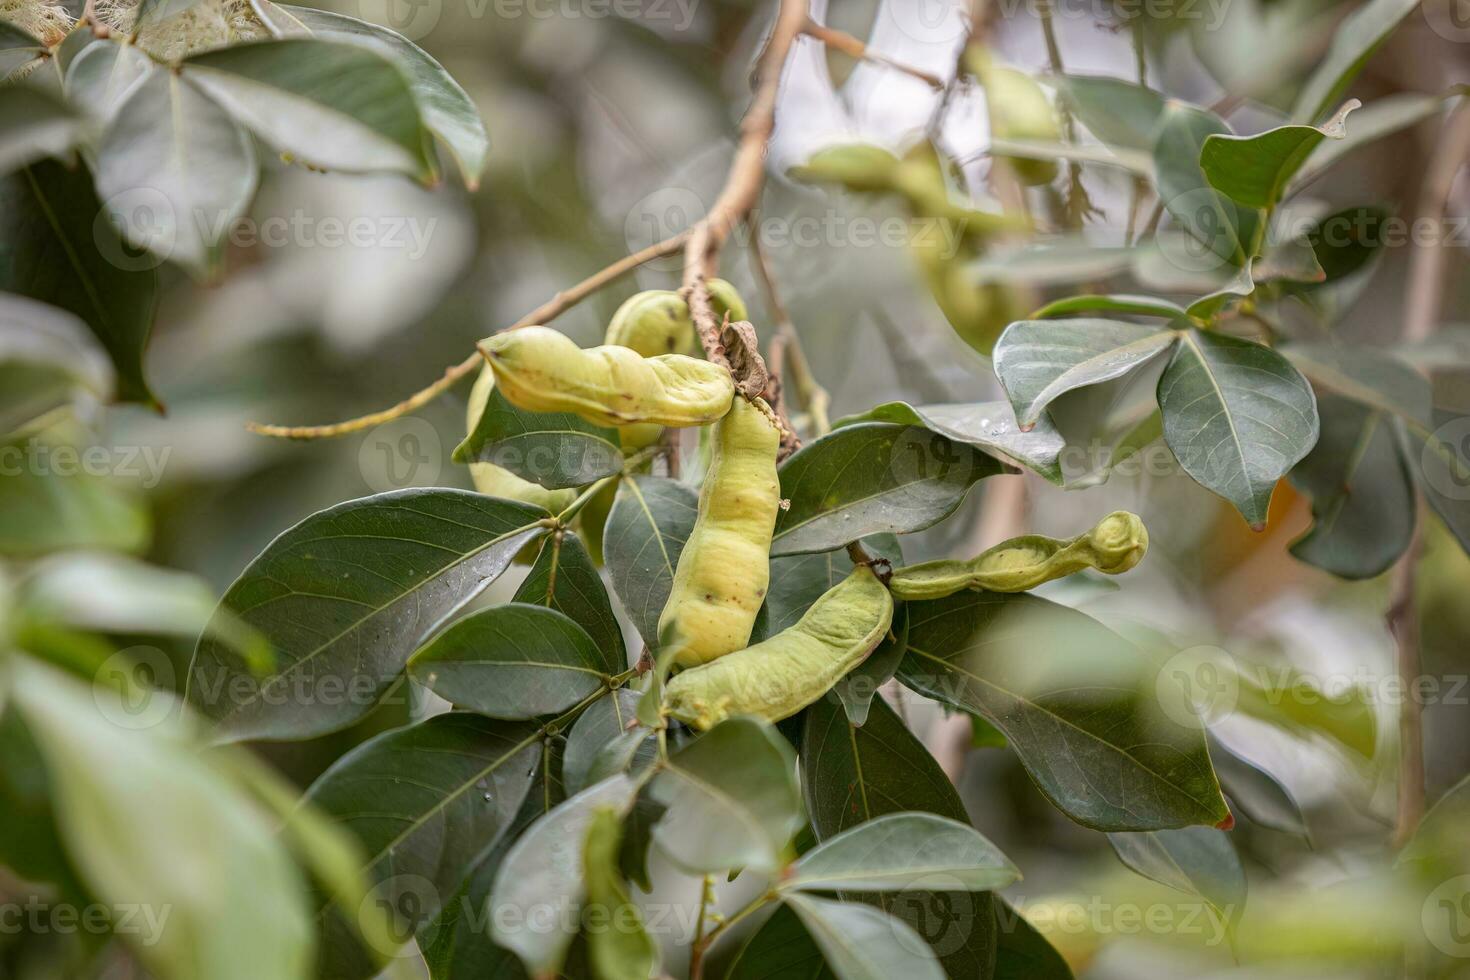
0, 161, 159, 406
772, 423, 1006, 556
993, 319, 1178, 428
187, 489, 548, 742
408, 604, 612, 719
454, 383, 623, 489
183, 39, 432, 180
1157, 330, 1319, 528
1200, 100, 1358, 208
898, 591, 1229, 831
0, 85, 81, 176
834, 401, 1064, 485
1291, 0, 1421, 123
1107, 826, 1246, 922
784, 893, 945, 980
649, 716, 802, 874
787, 813, 1018, 893
514, 531, 626, 672
583, 807, 659, 980
562, 688, 649, 796
719, 903, 833, 979
602, 474, 698, 648
96, 71, 257, 278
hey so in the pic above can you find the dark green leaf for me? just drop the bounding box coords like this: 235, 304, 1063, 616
0, 85, 81, 176
183, 39, 432, 180
1403, 408, 1470, 553
408, 604, 612, 719
514, 531, 626, 672
784, 893, 945, 980
717, 903, 833, 979
1029, 294, 1188, 320
1107, 826, 1246, 922
991, 898, 1073, 980
1152, 102, 1258, 274
454, 382, 623, 489
1158, 330, 1319, 528
1049, 74, 1166, 151
898, 591, 1229, 830
1291, 0, 1421, 123
0, 161, 159, 406
1200, 100, 1358, 208
1208, 739, 1307, 838
835, 401, 1064, 485
1284, 343, 1430, 424
562, 688, 650, 795
602, 474, 699, 648
832, 603, 908, 728
772, 423, 1006, 557
753, 533, 902, 642
0, 434, 150, 557
187, 489, 548, 742
1302, 206, 1391, 284
786, 813, 1018, 893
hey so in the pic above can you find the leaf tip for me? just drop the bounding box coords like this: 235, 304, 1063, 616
1216, 811, 1236, 831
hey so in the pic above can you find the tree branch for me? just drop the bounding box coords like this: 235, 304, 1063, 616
801, 17, 944, 89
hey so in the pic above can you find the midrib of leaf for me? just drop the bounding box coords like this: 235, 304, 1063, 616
778, 447, 969, 544
1021, 329, 1178, 425
21, 167, 113, 343
622, 476, 674, 577
1174, 332, 1249, 500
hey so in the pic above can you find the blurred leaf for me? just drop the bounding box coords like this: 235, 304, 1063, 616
650, 716, 802, 874
985, 136, 1152, 176
182, 39, 432, 180
1401, 407, 1470, 554
562, 688, 652, 796
1283, 343, 1430, 423
991, 898, 1073, 980
1232, 658, 1377, 756
187, 490, 547, 742
835, 401, 1063, 485
970, 240, 1135, 286
772, 423, 1006, 556
491, 774, 639, 978
1300, 205, 1391, 285
1030, 294, 1188, 320
454, 383, 623, 490
993, 319, 1178, 428
602, 474, 698, 648
12, 657, 314, 980
0, 20, 47, 78
95, 71, 257, 278
1208, 739, 1308, 837
0, 435, 151, 558
898, 592, 1229, 831
1158, 330, 1319, 528
1049, 74, 1166, 151
1153, 102, 1258, 272
784, 893, 944, 980
1107, 826, 1246, 922
135, 0, 210, 27
1290, 0, 1421, 124
514, 531, 626, 672
1200, 100, 1358, 208
281, 5, 489, 187
408, 604, 613, 719
786, 812, 1018, 893
1254, 233, 1326, 284
0, 705, 81, 891
0, 160, 159, 406
1292, 93, 1446, 190
583, 807, 659, 980
0, 292, 113, 436
0, 85, 82, 176
65, 41, 154, 124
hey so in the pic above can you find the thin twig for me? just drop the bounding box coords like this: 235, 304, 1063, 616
801, 17, 944, 89
1404, 99, 1470, 343
247, 232, 689, 439
749, 219, 827, 448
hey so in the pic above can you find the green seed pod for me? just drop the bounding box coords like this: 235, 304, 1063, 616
911, 234, 1023, 357
480, 326, 735, 428
789, 144, 902, 194
465, 364, 577, 514
658, 396, 782, 669
888, 511, 1149, 600
604, 279, 749, 358
970, 52, 1060, 186
664, 565, 895, 730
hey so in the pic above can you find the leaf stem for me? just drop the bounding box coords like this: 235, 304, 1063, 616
690, 891, 779, 979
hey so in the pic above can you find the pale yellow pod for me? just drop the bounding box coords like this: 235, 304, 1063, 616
888, 511, 1148, 600
480, 326, 735, 428
665, 565, 895, 730
604, 279, 748, 358
658, 396, 782, 669
465, 364, 577, 514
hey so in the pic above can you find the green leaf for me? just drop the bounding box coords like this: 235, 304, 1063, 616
1200, 100, 1358, 208
514, 531, 627, 672
786, 813, 1018, 893
897, 591, 1229, 831
649, 716, 802, 874
1290, 0, 1422, 124
182, 39, 432, 180
992, 898, 1074, 980
1209, 739, 1307, 837
0, 161, 159, 407
802, 696, 1001, 978
1403, 408, 1470, 554
832, 605, 908, 728
563, 688, 650, 796
1254, 231, 1326, 285
834, 401, 1065, 485
135, 0, 210, 28
753, 533, 902, 642
96, 71, 257, 278
64, 39, 154, 124
187, 489, 548, 742
0, 85, 81, 176
1107, 826, 1246, 923
304, 713, 544, 965
1291, 93, 1446, 190
0, 20, 48, 78
772, 423, 1006, 557
408, 603, 612, 719
454, 383, 623, 489
784, 893, 945, 980
1283, 343, 1430, 424
1301, 205, 1391, 285
11, 657, 314, 980
0, 292, 113, 436
1289, 395, 1414, 578
1049, 74, 1166, 151
0, 434, 151, 557
1152, 102, 1257, 272
1030, 294, 1188, 320
280, 5, 489, 187
718, 903, 834, 979
970, 239, 1135, 286
993, 319, 1179, 428
602, 474, 698, 648
1157, 330, 1319, 528
583, 807, 659, 980
491, 774, 639, 977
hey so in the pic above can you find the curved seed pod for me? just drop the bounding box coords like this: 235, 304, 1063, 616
658, 396, 782, 669
664, 565, 895, 730
970, 51, 1060, 186
480, 326, 735, 428
888, 511, 1148, 600
789, 143, 902, 194
465, 364, 577, 514
604, 279, 748, 358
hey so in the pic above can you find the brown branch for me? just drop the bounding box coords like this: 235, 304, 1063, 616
748, 219, 824, 453
801, 18, 944, 89
1404, 99, 1470, 342
247, 232, 689, 439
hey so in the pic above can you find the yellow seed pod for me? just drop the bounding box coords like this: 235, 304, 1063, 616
789, 144, 902, 194
480, 326, 735, 428
465, 365, 577, 514
665, 565, 895, 730
658, 396, 782, 669
604, 279, 749, 358
970, 52, 1061, 187
888, 511, 1148, 601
